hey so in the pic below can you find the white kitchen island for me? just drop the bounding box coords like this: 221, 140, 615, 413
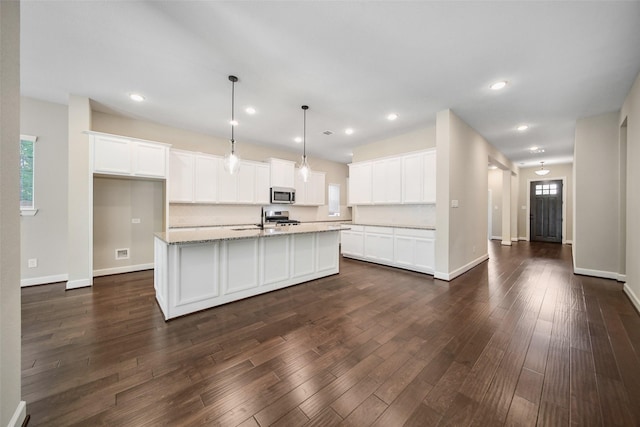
154, 224, 343, 320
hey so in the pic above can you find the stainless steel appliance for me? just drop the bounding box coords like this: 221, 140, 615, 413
270, 187, 296, 204
264, 210, 300, 226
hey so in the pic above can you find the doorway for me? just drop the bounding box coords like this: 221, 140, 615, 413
530, 180, 563, 243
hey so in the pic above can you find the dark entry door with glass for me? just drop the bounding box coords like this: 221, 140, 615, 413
530, 180, 563, 243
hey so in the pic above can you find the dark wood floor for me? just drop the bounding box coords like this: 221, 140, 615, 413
21, 241, 640, 426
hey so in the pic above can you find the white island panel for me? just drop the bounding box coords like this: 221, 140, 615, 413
224, 238, 259, 295
317, 231, 339, 273
262, 235, 290, 286
176, 243, 219, 305
292, 234, 315, 278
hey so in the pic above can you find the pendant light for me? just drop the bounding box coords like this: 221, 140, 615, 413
298, 105, 311, 182
223, 75, 241, 175
534, 161, 550, 176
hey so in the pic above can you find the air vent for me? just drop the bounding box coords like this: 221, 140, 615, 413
115, 248, 130, 260
322, 130, 334, 136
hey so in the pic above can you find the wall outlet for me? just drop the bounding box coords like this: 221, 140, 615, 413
132, 218, 141, 224
28, 258, 38, 268
451, 199, 459, 208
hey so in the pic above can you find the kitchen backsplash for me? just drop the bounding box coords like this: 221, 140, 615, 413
169, 204, 352, 227
353, 204, 436, 227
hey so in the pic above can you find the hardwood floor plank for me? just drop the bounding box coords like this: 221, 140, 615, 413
339, 394, 388, 427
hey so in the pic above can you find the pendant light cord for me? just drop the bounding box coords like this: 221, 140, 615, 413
229, 75, 238, 153
302, 105, 309, 159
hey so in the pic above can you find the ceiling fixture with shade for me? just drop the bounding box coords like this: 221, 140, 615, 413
298, 105, 311, 182
223, 75, 241, 175
535, 161, 550, 176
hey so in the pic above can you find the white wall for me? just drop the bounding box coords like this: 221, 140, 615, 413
0, 1, 26, 425
488, 169, 502, 239
20, 97, 69, 286
573, 111, 620, 277
620, 71, 640, 310
93, 177, 163, 273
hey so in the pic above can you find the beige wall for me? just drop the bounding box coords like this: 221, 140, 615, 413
351, 126, 435, 162
435, 109, 517, 279
517, 162, 574, 242
0, 1, 25, 425
93, 177, 163, 272
488, 169, 503, 239
573, 111, 619, 275
620, 71, 640, 310
20, 97, 69, 285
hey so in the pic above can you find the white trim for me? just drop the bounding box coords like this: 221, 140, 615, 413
624, 283, 640, 313
21, 273, 68, 287
501, 240, 512, 246
518, 236, 528, 241
434, 253, 489, 281
490, 235, 502, 240
526, 176, 567, 243
573, 267, 619, 280
617, 274, 627, 283
66, 278, 91, 289
8, 400, 26, 427
93, 263, 154, 277
564, 240, 573, 245
20, 208, 38, 216
511, 237, 518, 242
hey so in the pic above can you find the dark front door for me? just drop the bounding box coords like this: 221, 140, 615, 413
530, 180, 563, 243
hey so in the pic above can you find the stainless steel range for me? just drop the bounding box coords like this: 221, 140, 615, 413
264, 210, 300, 226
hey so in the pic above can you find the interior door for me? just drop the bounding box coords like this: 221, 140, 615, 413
530, 180, 563, 243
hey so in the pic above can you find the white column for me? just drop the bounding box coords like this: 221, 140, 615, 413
501, 169, 512, 245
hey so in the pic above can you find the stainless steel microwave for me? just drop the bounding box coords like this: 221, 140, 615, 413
270, 187, 296, 204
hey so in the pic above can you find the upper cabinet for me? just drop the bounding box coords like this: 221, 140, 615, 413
91, 133, 169, 179
348, 149, 436, 206
268, 158, 295, 188
295, 169, 325, 206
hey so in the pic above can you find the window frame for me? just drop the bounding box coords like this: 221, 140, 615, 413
20, 134, 38, 216
328, 183, 340, 217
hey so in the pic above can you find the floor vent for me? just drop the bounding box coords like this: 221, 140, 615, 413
115, 248, 130, 260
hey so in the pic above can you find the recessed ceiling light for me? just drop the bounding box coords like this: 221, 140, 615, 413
230, 119, 238, 126
529, 146, 545, 153
129, 93, 145, 102
245, 107, 256, 115
294, 137, 302, 143
490, 81, 508, 90
387, 113, 398, 121
345, 128, 354, 135
517, 124, 529, 131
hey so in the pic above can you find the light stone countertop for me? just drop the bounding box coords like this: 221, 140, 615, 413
156, 223, 349, 245
351, 223, 436, 231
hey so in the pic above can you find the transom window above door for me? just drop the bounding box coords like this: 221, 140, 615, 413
535, 183, 558, 196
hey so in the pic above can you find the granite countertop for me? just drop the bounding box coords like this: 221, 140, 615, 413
351, 223, 436, 230
168, 219, 351, 230
156, 223, 349, 245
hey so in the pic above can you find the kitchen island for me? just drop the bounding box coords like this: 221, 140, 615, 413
154, 224, 344, 320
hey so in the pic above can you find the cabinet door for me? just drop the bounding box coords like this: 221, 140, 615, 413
169, 151, 194, 203
294, 169, 307, 205
386, 157, 402, 204
340, 231, 364, 257
217, 165, 238, 203
255, 163, 271, 204
414, 238, 435, 272
93, 135, 132, 175
393, 235, 415, 268
237, 162, 256, 203
135, 141, 167, 178
423, 151, 436, 203
194, 154, 219, 203
402, 153, 424, 203
348, 162, 372, 205
371, 160, 388, 203
269, 158, 295, 188
364, 228, 394, 263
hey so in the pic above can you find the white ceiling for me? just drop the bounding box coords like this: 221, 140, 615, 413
20, 1, 640, 166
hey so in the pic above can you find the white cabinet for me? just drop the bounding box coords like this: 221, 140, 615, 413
255, 163, 271, 205
340, 225, 364, 257
402, 151, 436, 204
268, 158, 295, 188
217, 160, 269, 205
237, 162, 256, 203
194, 154, 219, 203
295, 170, 326, 206
91, 133, 169, 178
169, 150, 220, 203
348, 162, 372, 205
341, 225, 435, 275
169, 150, 195, 202
372, 158, 402, 204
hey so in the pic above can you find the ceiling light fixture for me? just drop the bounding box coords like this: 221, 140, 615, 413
490, 81, 508, 90
534, 161, 550, 176
223, 75, 241, 175
345, 128, 354, 135
387, 113, 398, 121
298, 105, 311, 183
245, 106, 256, 115
517, 124, 529, 131
129, 93, 145, 102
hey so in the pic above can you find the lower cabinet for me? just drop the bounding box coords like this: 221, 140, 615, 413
341, 225, 435, 274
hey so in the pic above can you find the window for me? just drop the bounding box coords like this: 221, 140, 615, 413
535, 183, 558, 196
328, 184, 340, 217
20, 135, 38, 215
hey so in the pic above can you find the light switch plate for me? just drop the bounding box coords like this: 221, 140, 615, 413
451, 199, 459, 208
132, 218, 141, 224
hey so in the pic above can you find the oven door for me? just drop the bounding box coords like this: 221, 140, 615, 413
270, 187, 296, 204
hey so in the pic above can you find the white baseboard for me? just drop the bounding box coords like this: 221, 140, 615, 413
518, 237, 528, 241
573, 267, 619, 280
8, 401, 26, 427
93, 263, 154, 277
66, 278, 91, 290
511, 237, 518, 242
21, 273, 68, 287
624, 283, 640, 313
501, 240, 512, 246
618, 274, 627, 283
563, 240, 573, 245
434, 253, 489, 281
491, 235, 501, 240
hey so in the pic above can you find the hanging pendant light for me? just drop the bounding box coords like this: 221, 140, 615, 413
223, 75, 241, 175
534, 161, 550, 176
298, 105, 311, 182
